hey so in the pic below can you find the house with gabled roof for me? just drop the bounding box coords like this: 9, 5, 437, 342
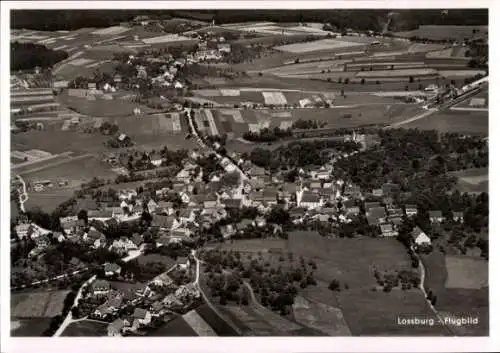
147, 199, 158, 213
178, 208, 196, 223
367, 206, 387, 224
343, 199, 360, 216
104, 262, 122, 277
152, 215, 181, 231
132, 308, 152, 326
405, 204, 418, 217
298, 191, 321, 209
452, 211, 464, 223
156, 201, 175, 215
411, 226, 431, 246
429, 210, 444, 224
92, 279, 111, 296
380, 223, 398, 237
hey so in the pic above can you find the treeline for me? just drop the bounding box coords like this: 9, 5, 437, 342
11, 42, 68, 71
11, 10, 171, 30
388, 9, 488, 31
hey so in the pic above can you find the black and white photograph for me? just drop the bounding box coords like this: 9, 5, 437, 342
1, 2, 495, 352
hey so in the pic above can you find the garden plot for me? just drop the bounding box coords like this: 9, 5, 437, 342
67, 58, 95, 66
91, 26, 131, 36
182, 310, 217, 336
12, 290, 70, 318
220, 89, 241, 97
170, 112, 182, 132
275, 39, 365, 53
219, 109, 245, 123
142, 34, 193, 44
204, 110, 219, 136
445, 256, 488, 290
262, 92, 287, 105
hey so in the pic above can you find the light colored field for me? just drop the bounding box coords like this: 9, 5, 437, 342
142, 34, 192, 44
12, 290, 70, 318
444, 256, 488, 289
204, 109, 219, 136
293, 295, 351, 336
408, 43, 446, 53
279, 120, 293, 129
438, 70, 487, 78
271, 111, 292, 118
219, 109, 245, 123
426, 48, 454, 58
275, 39, 364, 53
68, 58, 94, 66
196, 89, 221, 97
356, 68, 437, 78
171, 112, 182, 132
220, 89, 240, 97
155, 114, 174, 132
262, 91, 287, 105
182, 310, 217, 336
460, 175, 488, 185
211, 239, 287, 252
91, 26, 131, 36
11, 95, 54, 103
288, 26, 330, 35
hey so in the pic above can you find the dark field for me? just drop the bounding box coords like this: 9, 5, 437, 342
404, 110, 488, 135
11, 317, 53, 337
61, 320, 108, 337
148, 316, 198, 336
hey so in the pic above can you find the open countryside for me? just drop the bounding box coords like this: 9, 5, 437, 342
10, 9, 488, 338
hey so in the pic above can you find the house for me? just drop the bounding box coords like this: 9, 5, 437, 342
92, 279, 111, 296
88, 210, 113, 221
382, 183, 400, 196
131, 233, 143, 248
388, 215, 403, 229
156, 201, 174, 215
367, 206, 387, 224
163, 294, 183, 308
236, 219, 254, 232
364, 201, 380, 210
178, 208, 196, 223
111, 237, 137, 254
223, 198, 242, 209
150, 153, 163, 167
452, 211, 464, 223
255, 216, 267, 228
108, 319, 126, 337
298, 191, 321, 209
344, 185, 362, 199
14, 223, 31, 239
411, 226, 432, 246
429, 210, 444, 224
343, 200, 360, 216
152, 215, 181, 231
380, 223, 398, 237
249, 165, 266, 179
372, 188, 383, 197
203, 194, 218, 209
59, 216, 79, 235
289, 207, 307, 222
221, 224, 236, 239
104, 262, 122, 277
174, 283, 200, 301
94, 295, 123, 319
86, 228, 107, 249
118, 189, 137, 201
382, 197, 394, 209
217, 43, 231, 53
405, 204, 418, 217
151, 272, 175, 288
176, 257, 191, 271
176, 169, 191, 183
388, 208, 403, 217
132, 308, 152, 326
147, 199, 158, 213
309, 182, 322, 190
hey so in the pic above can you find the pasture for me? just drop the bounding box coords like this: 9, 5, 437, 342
444, 256, 488, 290
24, 187, 79, 213
61, 320, 108, 336
136, 253, 178, 269
421, 251, 489, 335
275, 39, 366, 53
211, 239, 287, 253
403, 110, 488, 135
395, 25, 488, 42
11, 318, 53, 337
149, 316, 198, 336
182, 310, 218, 336
11, 290, 70, 318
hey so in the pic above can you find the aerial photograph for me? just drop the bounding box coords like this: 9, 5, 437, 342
9, 9, 488, 338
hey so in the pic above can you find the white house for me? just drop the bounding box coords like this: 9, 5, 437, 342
411, 226, 431, 246
297, 190, 322, 209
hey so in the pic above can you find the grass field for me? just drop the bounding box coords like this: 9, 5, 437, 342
24, 187, 79, 213
275, 39, 366, 53
148, 316, 198, 336
395, 25, 488, 42
182, 310, 218, 336
404, 110, 488, 135
444, 256, 488, 289
11, 318, 53, 337
11, 290, 70, 318
421, 251, 489, 335
61, 320, 108, 336
211, 239, 287, 253
136, 253, 178, 269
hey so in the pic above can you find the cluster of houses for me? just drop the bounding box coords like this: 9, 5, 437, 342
81, 262, 200, 336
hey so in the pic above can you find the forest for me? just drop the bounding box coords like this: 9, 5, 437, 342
11, 42, 68, 71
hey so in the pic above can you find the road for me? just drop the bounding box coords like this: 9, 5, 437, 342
16, 175, 28, 213
385, 108, 437, 128
53, 274, 97, 337
192, 250, 242, 335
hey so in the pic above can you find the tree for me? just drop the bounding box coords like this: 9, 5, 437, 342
361, 78, 366, 84
409, 76, 415, 83
328, 279, 341, 291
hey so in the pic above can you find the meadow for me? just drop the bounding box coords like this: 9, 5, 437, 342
61, 320, 108, 336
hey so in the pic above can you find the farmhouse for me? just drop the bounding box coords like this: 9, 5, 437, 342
152, 215, 181, 231
405, 204, 418, 217
92, 279, 111, 296
176, 256, 191, 271
104, 262, 122, 277
344, 199, 360, 216
298, 191, 321, 209
452, 211, 464, 223
132, 308, 152, 326
429, 210, 444, 224
411, 226, 432, 246
380, 223, 398, 237
108, 318, 127, 337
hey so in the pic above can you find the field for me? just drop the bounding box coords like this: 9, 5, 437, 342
450, 168, 488, 194
24, 187, 79, 213
403, 110, 488, 135
11, 318, 53, 337
148, 316, 198, 336
182, 310, 218, 336
421, 251, 489, 335
444, 256, 488, 289
61, 320, 108, 336
275, 39, 366, 53
395, 25, 488, 42
11, 290, 70, 318
136, 253, 178, 269
211, 239, 287, 253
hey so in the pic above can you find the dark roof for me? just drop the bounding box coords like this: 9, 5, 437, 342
364, 202, 380, 209
133, 308, 149, 319
131, 233, 143, 246
88, 210, 113, 218
366, 215, 378, 226
411, 226, 426, 240
452, 211, 464, 216
429, 210, 443, 217
152, 215, 176, 229
344, 199, 357, 208
405, 204, 417, 210
380, 224, 394, 232
367, 206, 386, 219
179, 208, 193, 218
236, 219, 253, 230
288, 230, 321, 238
92, 279, 110, 290
157, 201, 173, 208
87, 229, 103, 240
104, 262, 121, 273
224, 199, 242, 208
388, 216, 403, 225
290, 207, 307, 217
301, 192, 320, 203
